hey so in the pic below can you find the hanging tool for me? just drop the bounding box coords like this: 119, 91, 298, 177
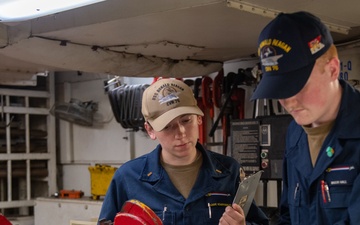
212, 68, 224, 109
201, 76, 215, 144
209, 70, 245, 155
194, 78, 206, 145
202, 76, 214, 120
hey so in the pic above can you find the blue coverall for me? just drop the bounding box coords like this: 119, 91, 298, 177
278, 79, 360, 225
99, 143, 268, 225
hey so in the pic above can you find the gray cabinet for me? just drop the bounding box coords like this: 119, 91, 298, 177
34, 197, 102, 225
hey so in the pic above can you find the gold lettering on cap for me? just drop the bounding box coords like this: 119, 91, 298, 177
258, 39, 291, 55
264, 65, 279, 72
272, 39, 291, 52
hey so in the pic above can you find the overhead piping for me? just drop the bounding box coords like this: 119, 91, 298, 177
226, 0, 351, 35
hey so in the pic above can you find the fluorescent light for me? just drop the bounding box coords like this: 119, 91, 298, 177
227, 0, 351, 35
0, 0, 105, 22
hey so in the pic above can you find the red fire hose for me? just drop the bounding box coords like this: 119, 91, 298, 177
212, 68, 224, 109
194, 78, 206, 145
201, 76, 214, 120
114, 199, 162, 225
0, 214, 11, 225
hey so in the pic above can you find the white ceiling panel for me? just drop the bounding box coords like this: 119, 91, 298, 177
0, 0, 359, 78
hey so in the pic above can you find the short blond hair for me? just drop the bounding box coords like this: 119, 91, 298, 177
316, 44, 339, 72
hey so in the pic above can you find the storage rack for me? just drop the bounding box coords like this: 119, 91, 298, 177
0, 74, 56, 219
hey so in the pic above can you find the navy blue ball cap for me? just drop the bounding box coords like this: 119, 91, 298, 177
251, 11, 333, 100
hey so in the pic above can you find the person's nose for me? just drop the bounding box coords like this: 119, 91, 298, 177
174, 123, 186, 138
279, 96, 295, 108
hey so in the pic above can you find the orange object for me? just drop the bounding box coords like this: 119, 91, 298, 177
60, 189, 84, 199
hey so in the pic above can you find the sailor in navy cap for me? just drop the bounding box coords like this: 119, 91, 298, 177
250, 11, 360, 225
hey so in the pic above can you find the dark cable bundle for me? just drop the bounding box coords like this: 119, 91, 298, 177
108, 84, 149, 131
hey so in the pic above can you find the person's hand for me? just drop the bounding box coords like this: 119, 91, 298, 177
219, 203, 245, 225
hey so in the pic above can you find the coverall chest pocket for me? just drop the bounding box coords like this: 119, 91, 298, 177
155, 210, 175, 225
317, 165, 358, 222
155, 206, 230, 225
322, 165, 357, 209
289, 183, 301, 206
205, 193, 232, 224
288, 183, 301, 225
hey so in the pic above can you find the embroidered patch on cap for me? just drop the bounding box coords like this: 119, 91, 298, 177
156, 85, 182, 105
308, 35, 325, 54
258, 39, 291, 73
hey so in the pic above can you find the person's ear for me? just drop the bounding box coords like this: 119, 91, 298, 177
197, 115, 203, 125
144, 122, 157, 140
328, 57, 340, 80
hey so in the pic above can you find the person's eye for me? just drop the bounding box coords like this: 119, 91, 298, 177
163, 123, 174, 130
182, 117, 192, 124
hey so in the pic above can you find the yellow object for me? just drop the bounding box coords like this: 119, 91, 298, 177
88, 164, 117, 200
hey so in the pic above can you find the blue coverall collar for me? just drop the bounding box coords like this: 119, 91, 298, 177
138, 142, 232, 202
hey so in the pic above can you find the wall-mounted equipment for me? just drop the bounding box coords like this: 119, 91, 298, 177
231, 114, 293, 180
108, 84, 149, 131
50, 98, 98, 126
